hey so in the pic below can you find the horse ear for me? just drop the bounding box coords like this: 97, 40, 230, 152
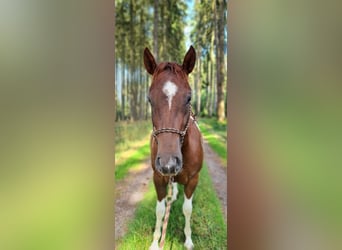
144, 48, 157, 75
182, 45, 196, 74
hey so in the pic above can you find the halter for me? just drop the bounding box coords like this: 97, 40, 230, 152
152, 104, 194, 146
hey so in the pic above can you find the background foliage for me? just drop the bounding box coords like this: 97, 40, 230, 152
115, 0, 227, 121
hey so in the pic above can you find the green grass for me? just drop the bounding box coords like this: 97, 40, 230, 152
115, 163, 227, 250
115, 120, 152, 152
115, 120, 152, 180
198, 118, 227, 164
115, 140, 150, 180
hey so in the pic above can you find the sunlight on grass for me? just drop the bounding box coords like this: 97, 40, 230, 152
128, 163, 149, 174
115, 121, 152, 180
115, 134, 151, 166
115, 141, 150, 180
198, 118, 227, 165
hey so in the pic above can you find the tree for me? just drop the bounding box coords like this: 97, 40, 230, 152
115, 0, 225, 121
157, 0, 186, 62
190, 0, 227, 120
215, 0, 227, 122
115, 0, 154, 121
115, 0, 129, 120
153, 0, 159, 61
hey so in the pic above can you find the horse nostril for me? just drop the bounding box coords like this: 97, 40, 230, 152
162, 165, 172, 174
155, 155, 182, 175
155, 157, 162, 170
174, 156, 181, 166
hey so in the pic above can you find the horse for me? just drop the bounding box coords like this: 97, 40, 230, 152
143, 46, 203, 250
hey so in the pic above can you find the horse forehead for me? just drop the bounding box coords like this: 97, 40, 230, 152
162, 80, 179, 110
162, 80, 178, 97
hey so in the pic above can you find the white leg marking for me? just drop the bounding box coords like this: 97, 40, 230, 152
149, 199, 165, 250
162, 81, 178, 110
171, 183, 178, 202
183, 195, 194, 250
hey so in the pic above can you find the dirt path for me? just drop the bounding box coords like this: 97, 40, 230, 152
115, 160, 153, 240
202, 141, 227, 223
114, 140, 227, 240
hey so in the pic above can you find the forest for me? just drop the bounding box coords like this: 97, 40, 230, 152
115, 0, 227, 122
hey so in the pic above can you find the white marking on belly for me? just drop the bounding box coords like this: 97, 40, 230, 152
162, 81, 178, 110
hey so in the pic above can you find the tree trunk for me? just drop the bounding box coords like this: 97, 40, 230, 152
153, 0, 158, 61
160, 4, 165, 60
121, 54, 125, 120
208, 59, 213, 117
128, 0, 138, 121
215, 0, 226, 122
145, 75, 150, 120
194, 46, 200, 116
197, 48, 202, 116
139, 67, 144, 120
208, 23, 216, 117
205, 53, 210, 114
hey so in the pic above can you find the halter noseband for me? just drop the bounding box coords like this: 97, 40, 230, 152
152, 105, 194, 146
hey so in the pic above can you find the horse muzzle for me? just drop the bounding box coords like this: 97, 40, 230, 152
155, 155, 182, 176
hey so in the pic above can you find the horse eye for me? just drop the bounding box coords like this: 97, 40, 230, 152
186, 95, 191, 104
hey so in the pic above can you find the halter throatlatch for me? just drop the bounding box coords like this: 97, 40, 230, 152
152, 104, 194, 146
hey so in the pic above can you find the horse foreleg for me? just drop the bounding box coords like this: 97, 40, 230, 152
149, 198, 165, 250
171, 182, 178, 202
183, 194, 194, 250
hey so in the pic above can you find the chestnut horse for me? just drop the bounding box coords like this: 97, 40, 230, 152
143, 46, 203, 250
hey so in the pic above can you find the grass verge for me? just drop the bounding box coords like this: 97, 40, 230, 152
115, 162, 227, 249
115, 139, 150, 180
198, 118, 227, 164
115, 120, 152, 180
115, 120, 151, 152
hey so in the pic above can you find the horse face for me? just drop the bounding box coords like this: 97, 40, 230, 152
144, 47, 196, 176
149, 79, 191, 176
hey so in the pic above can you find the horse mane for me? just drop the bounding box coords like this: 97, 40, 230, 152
153, 62, 188, 81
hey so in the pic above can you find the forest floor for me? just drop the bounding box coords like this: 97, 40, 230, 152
114, 140, 227, 240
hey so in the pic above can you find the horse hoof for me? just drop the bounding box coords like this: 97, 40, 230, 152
184, 239, 194, 250
148, 246, 160, 250
149, 242, 160, 250
185, 245, 194, 250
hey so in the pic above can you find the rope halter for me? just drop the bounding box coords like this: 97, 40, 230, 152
159, 176, 174, 249
152, 104, 194, 146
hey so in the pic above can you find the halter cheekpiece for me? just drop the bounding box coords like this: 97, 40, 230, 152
152, 104, 194, 146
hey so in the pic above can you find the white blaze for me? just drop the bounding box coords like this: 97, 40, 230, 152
162, 81, 178, 110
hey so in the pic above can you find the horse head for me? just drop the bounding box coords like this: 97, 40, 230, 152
144, 46, 196, 176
